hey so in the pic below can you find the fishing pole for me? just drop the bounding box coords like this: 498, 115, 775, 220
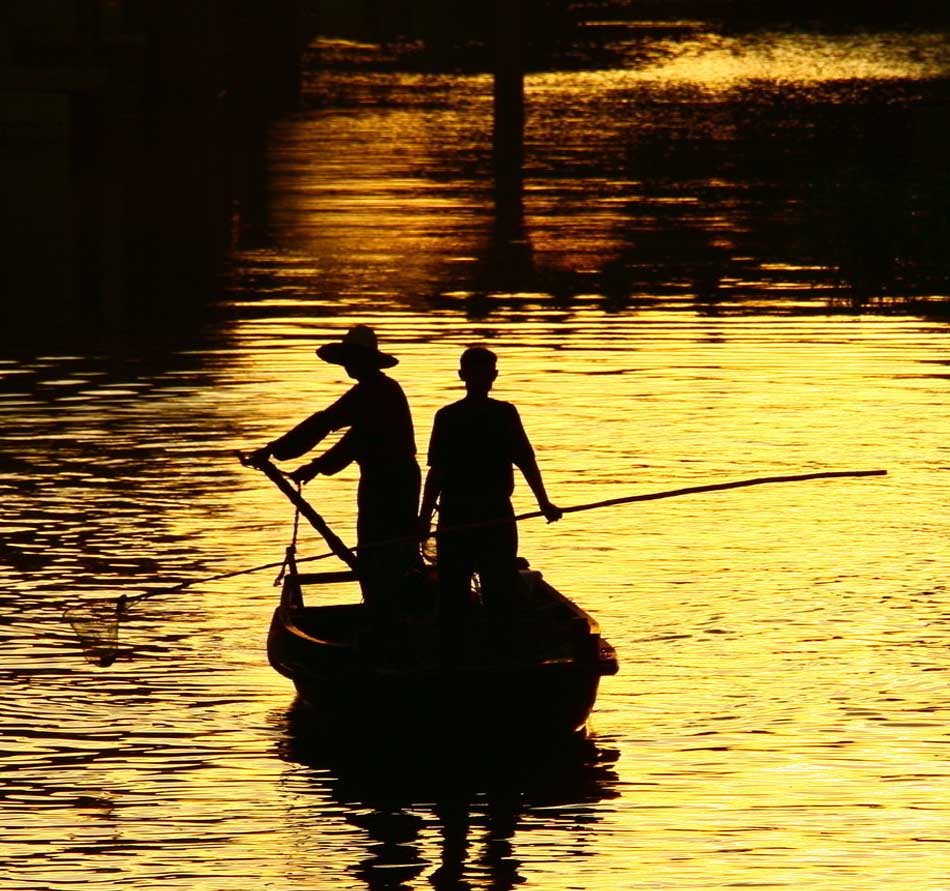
287, 468, 890, 553
512, 469, 888, 522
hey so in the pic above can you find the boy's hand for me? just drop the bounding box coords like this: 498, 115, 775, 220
539, 500, 563, 523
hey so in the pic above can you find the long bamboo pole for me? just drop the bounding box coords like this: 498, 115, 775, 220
74, 467, 888, 620
512, 469, 887, 523
240, 468, 888, 563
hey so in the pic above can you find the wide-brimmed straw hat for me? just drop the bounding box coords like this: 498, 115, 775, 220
316, 325, 399, 369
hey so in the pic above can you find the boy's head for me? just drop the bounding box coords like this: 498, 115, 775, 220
459, 346, 498, 393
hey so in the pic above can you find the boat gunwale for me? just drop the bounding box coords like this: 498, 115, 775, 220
270, 566, 618, 684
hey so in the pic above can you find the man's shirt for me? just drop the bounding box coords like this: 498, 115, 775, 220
270, 372, 416, 474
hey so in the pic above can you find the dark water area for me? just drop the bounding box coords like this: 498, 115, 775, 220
5, 10, 950, 339
272, 703, 622, 890
217, 21, 950, 328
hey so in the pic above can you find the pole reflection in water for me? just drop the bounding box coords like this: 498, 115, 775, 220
274, 701, 621, 891
234, 27, 950, 318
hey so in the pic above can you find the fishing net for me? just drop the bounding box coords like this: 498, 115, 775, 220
59, 466, 886, 668
60, 458, 354, 667
62, 595, 128, 667
59, 555, 322, 667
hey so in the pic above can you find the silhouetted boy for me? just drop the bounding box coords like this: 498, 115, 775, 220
419, 347, 561, 658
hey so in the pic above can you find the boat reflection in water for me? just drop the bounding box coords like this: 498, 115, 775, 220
275, 700, 621, 891
264, 514, 622, 886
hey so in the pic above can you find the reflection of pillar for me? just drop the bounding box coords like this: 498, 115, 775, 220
488, 0, 533, 293
493, 0, 525, 243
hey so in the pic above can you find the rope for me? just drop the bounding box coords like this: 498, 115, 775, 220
274, 480, 303, 586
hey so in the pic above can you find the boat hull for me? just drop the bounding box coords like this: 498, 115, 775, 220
267, 569, 618, 736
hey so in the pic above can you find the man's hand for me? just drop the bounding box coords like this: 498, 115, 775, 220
289, 461, 319, 485
246, 446, 272, 468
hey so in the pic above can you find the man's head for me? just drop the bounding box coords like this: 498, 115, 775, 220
458, 346, 498, 395
317, 325, 398, 380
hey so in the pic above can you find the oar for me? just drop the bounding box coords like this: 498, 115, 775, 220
237, 452, 359, 573
63, 455, 360, 667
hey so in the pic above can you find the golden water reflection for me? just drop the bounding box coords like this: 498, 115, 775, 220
5, 20, 950, 889
3, 308, 949, 889
598, 29, 950, 87
232, 26, 950, 318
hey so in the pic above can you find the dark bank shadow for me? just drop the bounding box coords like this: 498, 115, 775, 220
272, 699, 621, 891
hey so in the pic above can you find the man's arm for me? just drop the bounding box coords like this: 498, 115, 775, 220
288, 430, 357, 483
418, 464, 444, 539
250, 386, 359, 464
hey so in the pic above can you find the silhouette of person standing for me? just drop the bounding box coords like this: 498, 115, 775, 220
251, 325, 420, 611
419, 347, 562, 656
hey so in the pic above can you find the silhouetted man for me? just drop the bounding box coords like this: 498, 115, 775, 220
419, 347, 562, 657
251, 325, 420, 610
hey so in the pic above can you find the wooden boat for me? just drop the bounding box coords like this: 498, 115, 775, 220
251, 454, 884, 737
267, 557, 618, 736
242, 455, 617, 735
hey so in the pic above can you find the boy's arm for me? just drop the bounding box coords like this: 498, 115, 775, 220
419, 409, 447, 538
510, 405, 562, 522
518, 456, 563, 522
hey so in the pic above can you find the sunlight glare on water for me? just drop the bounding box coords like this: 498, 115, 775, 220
599, 29, 950, 87
6, 308, 949, 889
4, 20, 950, 891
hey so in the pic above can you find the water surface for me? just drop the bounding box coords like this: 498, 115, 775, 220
3, 22, 950, 891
